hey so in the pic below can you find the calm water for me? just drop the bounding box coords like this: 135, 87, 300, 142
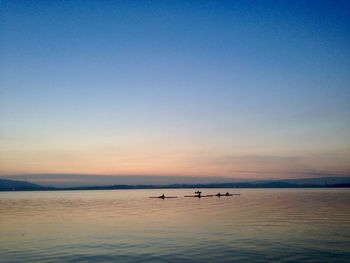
1, 188, 349, 262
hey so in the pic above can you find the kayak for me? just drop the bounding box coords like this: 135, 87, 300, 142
149, 196, 178, 199
184, 195, 212, 198
207, 193, 241, 197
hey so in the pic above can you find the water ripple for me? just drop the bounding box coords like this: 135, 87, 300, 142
1, 189, 349, 262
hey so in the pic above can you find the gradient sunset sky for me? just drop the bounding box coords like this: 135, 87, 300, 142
1, 0, 349, 182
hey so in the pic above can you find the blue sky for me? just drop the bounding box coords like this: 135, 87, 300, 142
0, 0, 349, 182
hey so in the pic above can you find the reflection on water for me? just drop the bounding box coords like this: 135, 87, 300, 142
1, 189, 349, 262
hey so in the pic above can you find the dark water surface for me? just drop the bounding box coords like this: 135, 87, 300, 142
1, 189, 349, 262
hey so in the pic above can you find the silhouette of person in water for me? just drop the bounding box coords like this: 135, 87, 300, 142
217, 192, 221, 197
160, 194, 165, 199
225, 192, 229, 196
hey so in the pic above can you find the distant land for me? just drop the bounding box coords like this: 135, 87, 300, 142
3, 173, 350, 188
0, 178, 54, 191
0, 177, 349, 191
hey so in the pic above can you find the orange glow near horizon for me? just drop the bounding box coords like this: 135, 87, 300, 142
1, 142, 349, 179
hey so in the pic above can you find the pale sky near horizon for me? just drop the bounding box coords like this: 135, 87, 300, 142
1, 0, 349, 182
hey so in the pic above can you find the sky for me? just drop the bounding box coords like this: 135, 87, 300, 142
1, 0, 350, 185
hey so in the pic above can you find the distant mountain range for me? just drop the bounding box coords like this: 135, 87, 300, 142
0, 177, 349, 191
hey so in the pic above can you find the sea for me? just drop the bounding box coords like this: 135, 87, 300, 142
0, 188, 349, 262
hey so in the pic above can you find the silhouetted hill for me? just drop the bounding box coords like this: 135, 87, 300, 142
67, 179, 350, 190
0, 178, 54, 191
266, 177, 350, 186
1, 177, 349, 191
